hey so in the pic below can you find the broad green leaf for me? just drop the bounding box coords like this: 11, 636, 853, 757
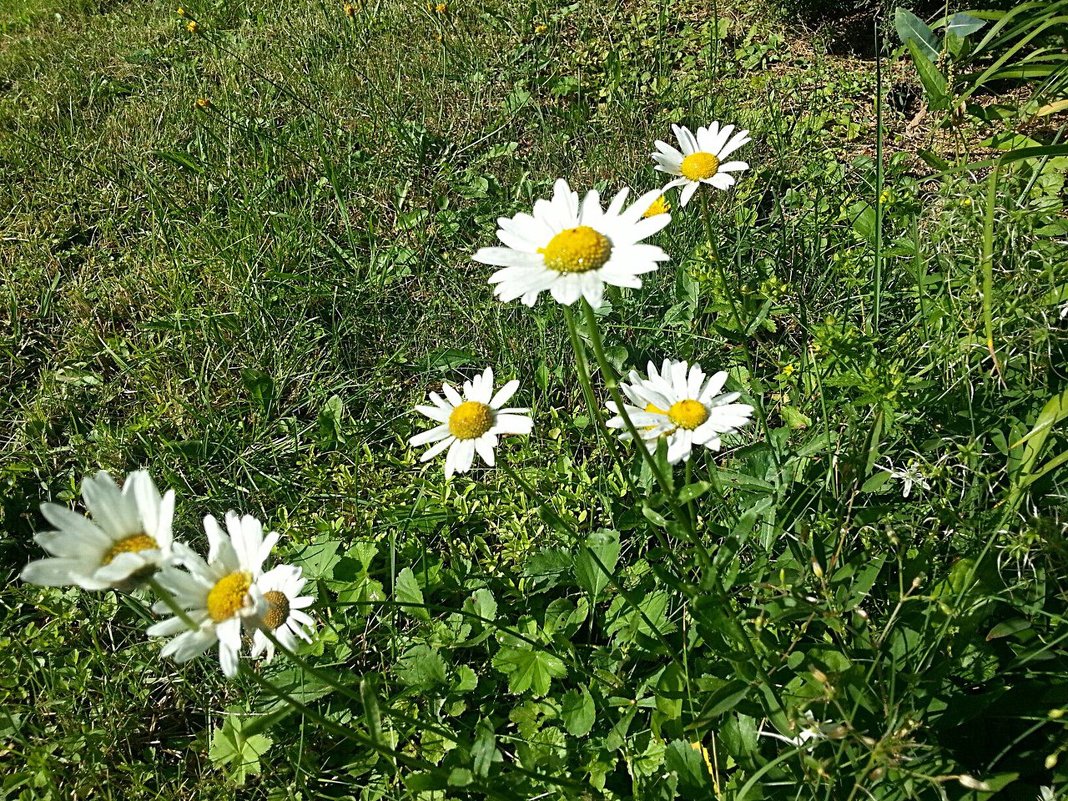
492, 646, 567, 696
664, 739, 711, 795
560, 685, 596, 736
209, 716, 273, 785
678, 481, 711, 503
471, 720, 499, 777
946, 11, 986, 37
454, 664, 478, 693
573, 529, 620, 601
895, 7, 940, 60
907, 40, 950, 109
656, 663, 686, 720
462, 588, 497, 640
395, 567, 429, 621
395, 644, 447, 689
641, 504, 670, 528
1012, 386, 1068, 476
294, 536, 342, 581
985, 618, 1031, 640
317, 394, 345, 446
703, 679, 750, 718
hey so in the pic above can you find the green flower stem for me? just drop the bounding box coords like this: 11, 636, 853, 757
562, 306, 631, 483
578, 302, 790, 728
577, 298, 713, 567
237, 661, 430, 771
146, 576, 201, 630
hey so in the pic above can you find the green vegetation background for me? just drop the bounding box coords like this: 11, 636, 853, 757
1, 0, 1066, 798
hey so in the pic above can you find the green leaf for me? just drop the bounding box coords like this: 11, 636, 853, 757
895, 7, 940, 60
573, 529, 620, 601
703, 679, 750, 718
946, 11, 985, 38
906, 39, 949, 109
395, 567, 429, 621
471, 719, 499, 777
850, 201, 876, 244
448, 768, 473, 787
641, 504, 670, 528
317, 394, 346, 446
241, 368, 275, 415
986, 618, 1031, 640
454, 664, 478, 693
294, 536, 342, 581
1012, 387, 1068, 476
209, 716, 273, 785
560, 685, 596, 736
678, 481, 711, 503
780, 406, 812, 429
491, 645, 567, 696
664, 739, 710, 795
395, 644, 447, 689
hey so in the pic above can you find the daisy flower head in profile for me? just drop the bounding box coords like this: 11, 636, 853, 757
409, 366, 533, 478
606, 358, 754, 465
473, 178, 671, 309
21, 470, 175, 591
147, 512, 278, 677
652, 122, 751, 207
250, 564, 314, 662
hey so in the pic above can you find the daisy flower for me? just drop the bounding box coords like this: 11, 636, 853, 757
606, 358, 754, 464
250, 564, 315, 662
20, 470, 175, 591
652, 122, 751, 207
147, 512, 278, 677
409, 366, 533, 478
473, 178, 670, 308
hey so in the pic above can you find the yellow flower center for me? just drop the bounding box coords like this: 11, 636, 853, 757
206, 571, 252, 622
539, 226, 612, 273
102, 533, 157, 565
448, 401, 493, 440
261, 590, 291, 630
642, 195, 671, 218
680, 152, 720, 181
668, 399, 709, 430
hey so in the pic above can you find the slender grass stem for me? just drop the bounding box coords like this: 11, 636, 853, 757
873, 19, 884, 333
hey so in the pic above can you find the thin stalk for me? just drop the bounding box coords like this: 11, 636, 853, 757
576, 301, 787, 725
576, 300, 711, 566
873, 19, 885, 333
563, 306, 631, 482
982, 162, 1002, 378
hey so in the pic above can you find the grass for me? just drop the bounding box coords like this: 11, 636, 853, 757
2, 0, 1067, 798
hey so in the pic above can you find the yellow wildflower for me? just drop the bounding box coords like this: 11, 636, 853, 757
186, 20, 199, 33
434, 2, 447, 13
195, 97, 211, 109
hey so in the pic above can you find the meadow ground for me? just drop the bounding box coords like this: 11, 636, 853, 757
1, 0, 1066, 798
